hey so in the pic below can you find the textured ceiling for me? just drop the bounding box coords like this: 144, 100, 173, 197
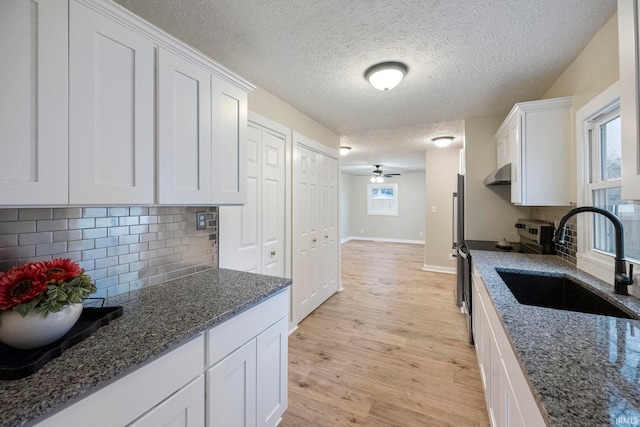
115, 0, 616, 174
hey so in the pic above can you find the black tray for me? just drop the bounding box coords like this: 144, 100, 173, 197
0, 306, 123, 380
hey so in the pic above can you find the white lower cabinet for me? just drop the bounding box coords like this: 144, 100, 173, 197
130, 376, 206, 427
207, 291, 289, 427
36, 289, 289, 427
208, 340, 258, 427
473, 272, 545, 427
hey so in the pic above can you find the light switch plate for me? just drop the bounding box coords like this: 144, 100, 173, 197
196, 212, 207, 230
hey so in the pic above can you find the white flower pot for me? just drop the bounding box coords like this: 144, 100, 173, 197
0, 303, 83, 350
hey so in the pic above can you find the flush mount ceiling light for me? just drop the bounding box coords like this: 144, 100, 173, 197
432, 136, 455, 148
365, 62, 408, 91
340, 146, 351, 155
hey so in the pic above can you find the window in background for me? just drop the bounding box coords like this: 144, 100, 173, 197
588, 109, 640, 261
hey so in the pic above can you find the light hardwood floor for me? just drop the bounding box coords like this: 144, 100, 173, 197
280, 240, 490, 427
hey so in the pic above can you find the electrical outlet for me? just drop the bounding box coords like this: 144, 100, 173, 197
448, 254, 454, 261
196, 211, 207, 230
360, 229, 364, 234
419, 231, 424, 237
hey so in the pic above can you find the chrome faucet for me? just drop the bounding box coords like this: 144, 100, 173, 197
552, 207, 634, 295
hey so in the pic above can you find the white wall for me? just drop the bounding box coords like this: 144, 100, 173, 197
423, 148, 460, 272
344, 171, 425, 243
464, 117, 529, 242
340, 171, 352, 241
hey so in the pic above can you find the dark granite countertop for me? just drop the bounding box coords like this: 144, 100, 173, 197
472, 251, 640, 427
0, 268, 291, 427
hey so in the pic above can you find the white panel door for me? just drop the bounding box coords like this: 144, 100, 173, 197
219, 123, 285, 277
256, 317, 288, 427
261, 130, 286, 277
158, 47, 212, 204
208, 340, 257, 427
318, 155, 339, 303
220, 125, 261, 273
211, 77, 247, 204
69, 1, 154, 204
293, 144, 319, 323
129, 376, 205, 427
0, 0, 68, 204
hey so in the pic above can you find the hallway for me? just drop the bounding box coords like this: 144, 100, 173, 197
280, 240, 490, 426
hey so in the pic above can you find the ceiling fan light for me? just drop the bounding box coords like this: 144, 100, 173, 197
370, 176, 376, 183
375, 176, 384, 183
340, 146, 351, 155
365, 62, 408, 91
432, 136, 454, 148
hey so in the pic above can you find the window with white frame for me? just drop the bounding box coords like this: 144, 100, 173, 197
585, 102, 640, 262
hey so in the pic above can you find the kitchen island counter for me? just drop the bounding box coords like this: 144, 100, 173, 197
473, 251, 640, 427
0, 268, 291, 426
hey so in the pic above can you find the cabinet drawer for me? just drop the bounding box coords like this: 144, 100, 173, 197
207, 289, 288, 366
36, 334, 205, 427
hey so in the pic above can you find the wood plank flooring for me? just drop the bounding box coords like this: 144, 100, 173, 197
280, 240, 490, 427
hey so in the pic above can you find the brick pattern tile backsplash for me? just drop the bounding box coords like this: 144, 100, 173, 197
0, 206, 218, 298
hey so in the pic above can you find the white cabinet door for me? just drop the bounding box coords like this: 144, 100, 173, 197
211, 77, 248, 204
129, 376, 205, 427
256, 317, 288, 427
208, 340, 257, 427
158, 47, 212, 204
69, 0, 154, 205
0, 0, 68, 205
509, 115, 522, 205
619, 0, 640, 200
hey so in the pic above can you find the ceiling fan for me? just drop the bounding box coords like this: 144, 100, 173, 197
358, 165, 401, 183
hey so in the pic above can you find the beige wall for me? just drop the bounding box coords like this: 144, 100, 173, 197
344, 171, 426, 242
540, 13, 619, 208
340, 171, 353, 241
424, 148, 462, 271
248, 87, 340, 150
463, 117, 529, 242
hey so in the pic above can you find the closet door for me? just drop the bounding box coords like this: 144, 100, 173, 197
69, 0, 154, 204
293, 144, 320, 323
219, 123, 285, 277
157, 47, 212, 204
318, 155, 339, 303
219, 125, 261, 273
261, 130, 286, 277
0, 0, 68, 204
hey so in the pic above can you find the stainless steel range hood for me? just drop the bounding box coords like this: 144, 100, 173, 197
483, 163, 511, 186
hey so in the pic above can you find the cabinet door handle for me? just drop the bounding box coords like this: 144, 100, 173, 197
271, 250, 276, 256
312, 238, 317, 243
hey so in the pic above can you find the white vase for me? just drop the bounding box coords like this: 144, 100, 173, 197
0, 303, 83, 350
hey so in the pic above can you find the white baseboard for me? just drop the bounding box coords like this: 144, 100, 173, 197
343, 236, 424, 245
423, 264, 456, 274
288, 324, 298, 335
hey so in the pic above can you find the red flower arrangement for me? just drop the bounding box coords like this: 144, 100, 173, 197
0, 258, 96, 317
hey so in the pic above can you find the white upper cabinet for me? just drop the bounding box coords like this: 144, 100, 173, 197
0, 0, 68, 205
69, 0, 155, 205
619, 0, 640, 200
496, 96, 573, 206
211, 78, 248, 204
1, 0, 252, 207
157, 48, 213, 204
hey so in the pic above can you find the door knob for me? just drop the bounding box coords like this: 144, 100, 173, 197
312, 238, 317, 243
271, 250, 276, 256
324, 235, 328, 238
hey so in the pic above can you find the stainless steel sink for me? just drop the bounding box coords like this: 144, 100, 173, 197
496, 269, 638, 319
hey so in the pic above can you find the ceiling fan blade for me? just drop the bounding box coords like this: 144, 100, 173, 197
384, 173, 401, 177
